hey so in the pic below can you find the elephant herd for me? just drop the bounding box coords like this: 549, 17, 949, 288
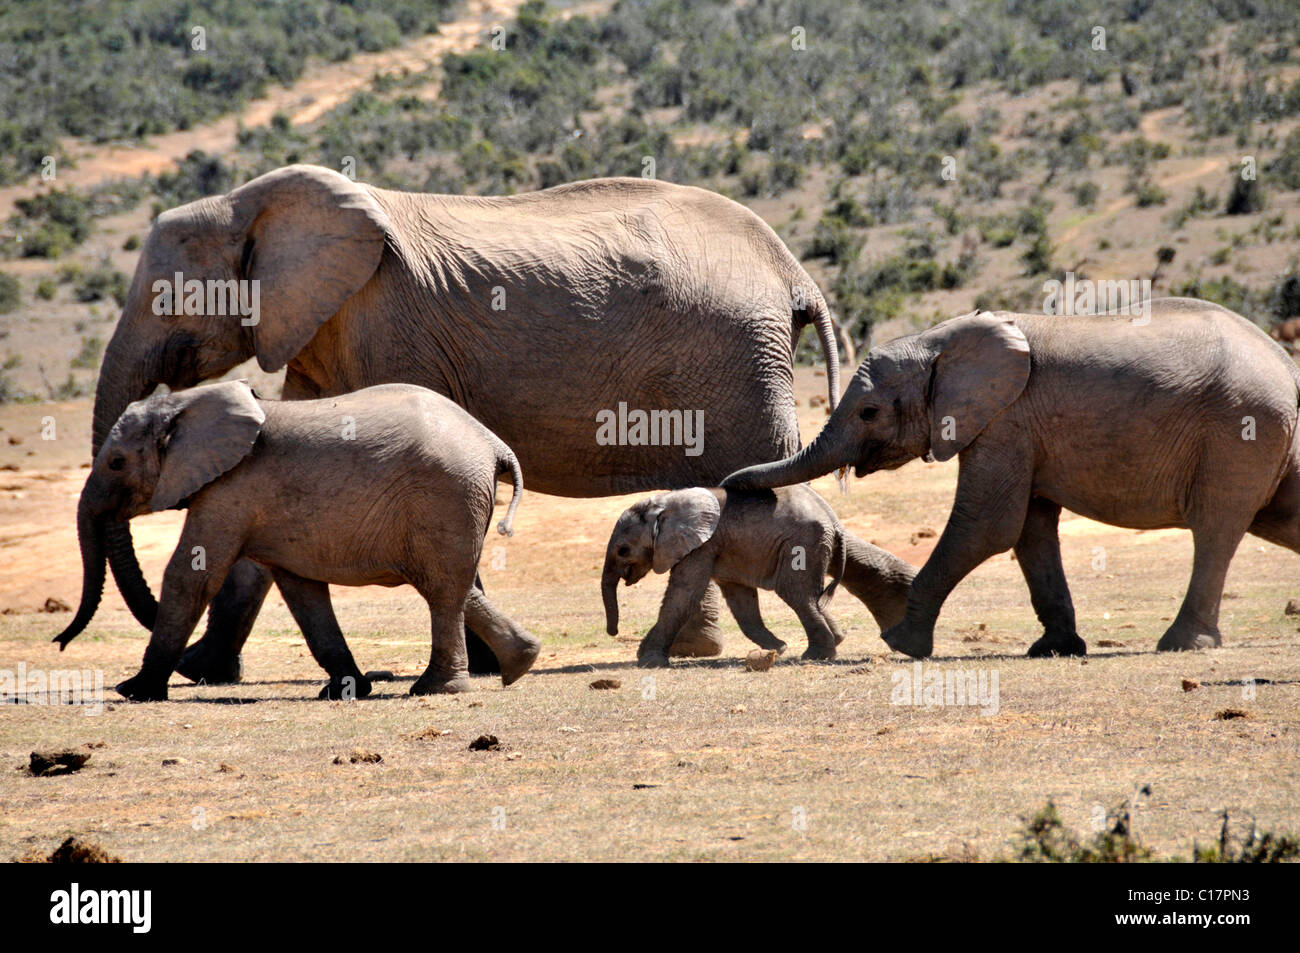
51, 165, 1300, 700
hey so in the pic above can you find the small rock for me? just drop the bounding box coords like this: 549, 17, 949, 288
1286, 599, 1300, 616
38, 837, 121, 864
42, 597, 71, 613
335, 747, 382, 764
468, 734, 503, 751
1096, 639, 1126, 648
809, 394, 827, 407
876, 725, 894, 735
589, 678, 622, 690
161, 757, 188, 766
217, 763, 237, 773
1182, 678, 1200, 692
729, 704, 747, 714
745, 649, 778, 672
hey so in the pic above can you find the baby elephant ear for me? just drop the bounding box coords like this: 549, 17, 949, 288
923, 311, 1030, 462
151, 381, 266, 511
652, 488, 722, 574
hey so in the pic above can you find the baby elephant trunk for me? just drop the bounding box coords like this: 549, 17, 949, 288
601, 558, 621, 636
53, 492, 109, 649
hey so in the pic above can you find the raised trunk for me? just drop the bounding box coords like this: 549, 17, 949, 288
53, 494, 108, 648
92, 329, 160, 630
721, 416, 852, 490
601, 561, 621, 636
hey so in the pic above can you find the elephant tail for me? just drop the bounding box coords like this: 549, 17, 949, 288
495, 447, 524, 537
794, 281, 845, 412
820, 530, 847, 609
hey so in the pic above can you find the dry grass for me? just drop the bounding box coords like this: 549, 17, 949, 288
2, 369, 1299, 861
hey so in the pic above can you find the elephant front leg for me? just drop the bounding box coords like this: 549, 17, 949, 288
1015, 497, 1086, 657
176, 558, 272, 685
119, 540, 238, 701
638, 556, 715, 668
274, 570, 371, 700
720, 583, 787, 654
884, 456, 1031, 659
668, 580, 725, 657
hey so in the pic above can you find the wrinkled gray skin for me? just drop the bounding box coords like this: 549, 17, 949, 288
55, 381, 539, 701
602, 485, 915, 667
93, 165, 840, 684
725, 299, 1300, 658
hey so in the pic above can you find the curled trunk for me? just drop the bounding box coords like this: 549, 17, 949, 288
602, 561, 621, 636
53, 497, 108, 648
722, 417, 852, 491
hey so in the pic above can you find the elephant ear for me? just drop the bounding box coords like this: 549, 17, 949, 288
230, 165, 391, 373
651, 488, 722, 574
923, 311, 1031, 462
151, 381, 266, 512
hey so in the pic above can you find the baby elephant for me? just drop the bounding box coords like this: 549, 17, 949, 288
55, 381, 540, 700
601, 485, 915, 667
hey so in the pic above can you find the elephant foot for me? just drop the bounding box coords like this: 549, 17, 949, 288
465, 629, 501, 675
319, 674, 373, 701
668, 624, 724, 658
881, 621, 934, 659
1156, 627, 1221, 652
1027, 632, 1087, 658
801, 644, 837, 661
116, 672, 168, 702
410, 672, 474, 696
497, 634, 541, 687
175, 641, 243, 685
637, 643, 672, 668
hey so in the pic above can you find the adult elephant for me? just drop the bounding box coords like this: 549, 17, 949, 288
90, 165, 840, 682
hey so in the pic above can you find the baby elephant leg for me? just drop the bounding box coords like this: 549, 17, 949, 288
463, 588, 541, 687
274, 570, 371, 700
719, 583, 787, 654
840, 531, 916, 632
639, 553, 716, 668
668, 580, 725, 657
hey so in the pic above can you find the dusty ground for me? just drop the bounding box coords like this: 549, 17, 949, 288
1, 367, 1298, 862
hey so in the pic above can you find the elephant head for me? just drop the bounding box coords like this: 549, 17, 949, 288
601, 488, 722, 635
55, 381, 266, 648
93, 164, 390, 630
723, 311, 1030, 489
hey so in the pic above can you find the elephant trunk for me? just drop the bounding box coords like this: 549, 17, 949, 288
53, 490, 110, 648
91, 329, 160, 631
602, 560, 621, 636
721, 413, 853, 490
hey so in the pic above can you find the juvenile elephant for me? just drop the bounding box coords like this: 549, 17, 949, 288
54, 381, 539, 700
726, 299, 1300, 657
90, 165, 841, 683
601, 486, 915, 667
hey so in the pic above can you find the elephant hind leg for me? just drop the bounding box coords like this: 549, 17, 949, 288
411, 585, 473, 695
1249, 461, 1300, 554
1158, 518, 1252, 652
719, 583, 787, 654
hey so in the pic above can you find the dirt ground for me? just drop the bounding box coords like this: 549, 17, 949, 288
1, 366, 1298, 862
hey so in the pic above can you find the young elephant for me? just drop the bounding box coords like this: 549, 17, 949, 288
54, 381, 539, 700
601, 485, 915, 667
725, 299, 1300, 658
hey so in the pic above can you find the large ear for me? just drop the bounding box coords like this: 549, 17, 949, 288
230, 165, 391, 373
923, 311, 1031, 462
151, 381, 265, 511
651, 488, 722, 574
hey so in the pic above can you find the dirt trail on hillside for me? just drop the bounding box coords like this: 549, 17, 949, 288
0, 0, 608, 219
1055, 106, 1223, 250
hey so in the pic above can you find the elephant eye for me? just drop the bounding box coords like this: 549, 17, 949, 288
860, 406, 880, 422
108, 455, 126, 471
617, 545, 630, 557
